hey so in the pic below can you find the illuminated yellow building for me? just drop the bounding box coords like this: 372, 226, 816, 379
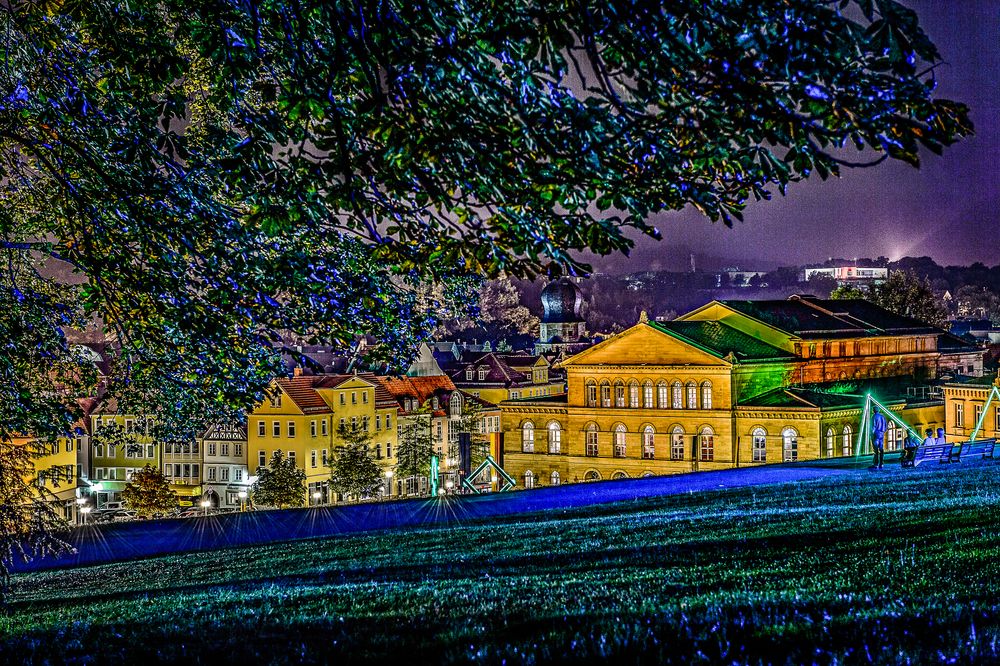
248, 373, 399, 504
942, 375, 1000, 443
449, 352, 564, 404
501, 296, 976, 487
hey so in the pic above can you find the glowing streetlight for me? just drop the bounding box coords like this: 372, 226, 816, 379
385, 470, 394, 499
80, 506, 92, 525
238, 490, 248, 512
312, 491, 322, 505
200, 499, 211, 516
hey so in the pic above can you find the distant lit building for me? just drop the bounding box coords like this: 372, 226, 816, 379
803, 266, 888, 284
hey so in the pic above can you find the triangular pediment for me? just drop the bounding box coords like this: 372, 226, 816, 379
562, 323, 728, 367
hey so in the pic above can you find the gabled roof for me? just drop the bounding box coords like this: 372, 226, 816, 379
275, 376, 335, 414
449, 353, 531, 387
377, 375, 456, 407
650, 320, 794, 362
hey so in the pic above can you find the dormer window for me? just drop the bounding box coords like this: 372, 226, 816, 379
269, 393, 282, 408
478, 367, 488, 381
432, 397, 439, 410
465, 368, 473, 381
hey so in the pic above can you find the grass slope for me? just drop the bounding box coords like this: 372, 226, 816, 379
5, 463, 1000, 664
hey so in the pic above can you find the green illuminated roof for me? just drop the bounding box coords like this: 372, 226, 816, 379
741, 377, 938, 410
650, 320, 794, 362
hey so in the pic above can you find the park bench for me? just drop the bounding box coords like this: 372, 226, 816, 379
912, 443, 959, 466
958, 438, 998, 461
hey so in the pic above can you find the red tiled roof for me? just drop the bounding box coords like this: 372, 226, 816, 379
276, 376, 334, 414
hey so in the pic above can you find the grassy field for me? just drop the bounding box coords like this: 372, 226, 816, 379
5, 462, 1000, 664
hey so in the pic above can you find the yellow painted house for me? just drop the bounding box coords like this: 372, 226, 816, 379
942, 374, 1000, 443
500, 296, 976, 488
9, 433, 85, 522
248, 373, 399, 504
449, 352, 565, 404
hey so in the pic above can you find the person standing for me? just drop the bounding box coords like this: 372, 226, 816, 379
871, 406, 887, 470
935, 427, 947, 446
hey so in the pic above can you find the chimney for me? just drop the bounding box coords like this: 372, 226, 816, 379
293, 367, 303, 377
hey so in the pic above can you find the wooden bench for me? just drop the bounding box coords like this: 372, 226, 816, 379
912, 443, 959, 466
958, 439, 998, 461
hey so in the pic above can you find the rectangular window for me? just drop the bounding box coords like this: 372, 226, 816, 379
363, 416, 370, 432
753, 433, 767, 463
208, 467, 217, 481
288, 421, 296, 438
311, 450, 317, 468
671, 432, 684, 461
321, 419, 328, 436
700, 434, 714, 462
376, 443, 382, 459
386, 443, 392, 458
311, 420, 317, 438
183, 463, 191, 479
235, 443, 242, 457
124, 418, 134, 434
322, 448, 328, 465
221, 467, 229, 481
956, 402, 965, 428
258, 451, 266, 469
288, 451, 296, 466
339, 418, 345, 430
234, 468, 243, 482
386, 415, 392, 430
995, 406, 1000, 435
208, 443, 217, 456
164, 465, 172, 478
362, 391, 368, 404
340, 393, 346, 405
587, 384, 597, 406
258, 420, 266, 437
586, 430, 598, 457
273, 421, 281, 437
221, 443, 229, 456
687, 384, 697, 409
351, 416, 357, 430
376, 415, 381, 431
147, 444, 155, 458
974, 404, 984, 430
351, 391, 357, 405
192, 464, 199, 479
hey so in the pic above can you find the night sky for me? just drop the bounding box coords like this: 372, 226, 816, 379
594, 0, 999, 273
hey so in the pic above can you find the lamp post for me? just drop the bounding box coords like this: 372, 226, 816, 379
238, 490, 248, 512
80, 506, 92, 526
312, 491, 322, 506
200, 499, 211, 516
75, 497, 87, 526
385, 470, 393, 500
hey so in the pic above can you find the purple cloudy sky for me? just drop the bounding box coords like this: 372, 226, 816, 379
594, 0, 999, 273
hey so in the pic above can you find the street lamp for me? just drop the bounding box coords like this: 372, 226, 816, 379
385, 470, 394, 499
238, 490, 248, 512
200, 499, 211, 516
312, 491, 322, 506
80, 506, 92, 526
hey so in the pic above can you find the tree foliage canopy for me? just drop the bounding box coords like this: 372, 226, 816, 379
831, 270, 948, 328
329, 423, 384, 501
0, 0, 971, 436
251, 450, 307, 509
121, 465, 178, 517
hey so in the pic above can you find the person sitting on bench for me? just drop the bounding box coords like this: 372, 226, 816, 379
902, 429, 931, 468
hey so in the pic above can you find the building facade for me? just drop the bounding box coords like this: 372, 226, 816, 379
200, 420, 250, 509
500, 296, 977, 487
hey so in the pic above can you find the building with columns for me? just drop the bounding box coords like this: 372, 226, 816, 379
501, 296, 978, 487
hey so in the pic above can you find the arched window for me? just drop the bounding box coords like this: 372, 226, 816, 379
547, 421, 562, 454
782, 427, 798, 462
614, 381, 626, 408
524, 470, 535, 489
450, 392, 462, 417
700, 381, 713, 409
643, 381, 654, 409
642, 425, 655, 459
671, 381, 683, 409
584, 470, 601, 482
613, 424, 627, 457
521, 422, 535, 453
585, 423, 599, 457
752, 427, 767, 462
671, 426, 685, 461
628, 381, 640, 408
842, 425, 853, 456
611, 471, 628, 480
657, 382, 668, 409
686, 381, 698, 409
699, 426, 715, 461
585, 381, 598, 407
825, 428, 834, 458
550, 470, 561, 486
600, 381, 611, 407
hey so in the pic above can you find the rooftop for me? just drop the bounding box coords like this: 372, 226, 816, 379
650, 320, 794, 362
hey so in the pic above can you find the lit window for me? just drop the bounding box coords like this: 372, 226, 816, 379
686, 382, 697, 409
752, 428, 767, 462
524, 470, 535, 489
311, 450, 317, 468
547, 422, 561, 454
522, 422, 535, 452
643, 382, 654, 409
671, 427, 684, 461
672, 382, 682, 409
701, 381, 712, 409
642, 426, 655, 459
782, 428, 798, 462
613, 424, 626, 457
600, 382, 611, 407
657, 382, 668, 409
614, 382, 626, 408
550, 471, 560, 486
628, 382, 639, 408
700, 427, 715, 461
843, 426, 853, 456
586, 382, 598, 407
825, 428, 834, 458
586, 424, 599, 456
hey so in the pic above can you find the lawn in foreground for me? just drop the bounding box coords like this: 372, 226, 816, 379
5, 463, 1000, 664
